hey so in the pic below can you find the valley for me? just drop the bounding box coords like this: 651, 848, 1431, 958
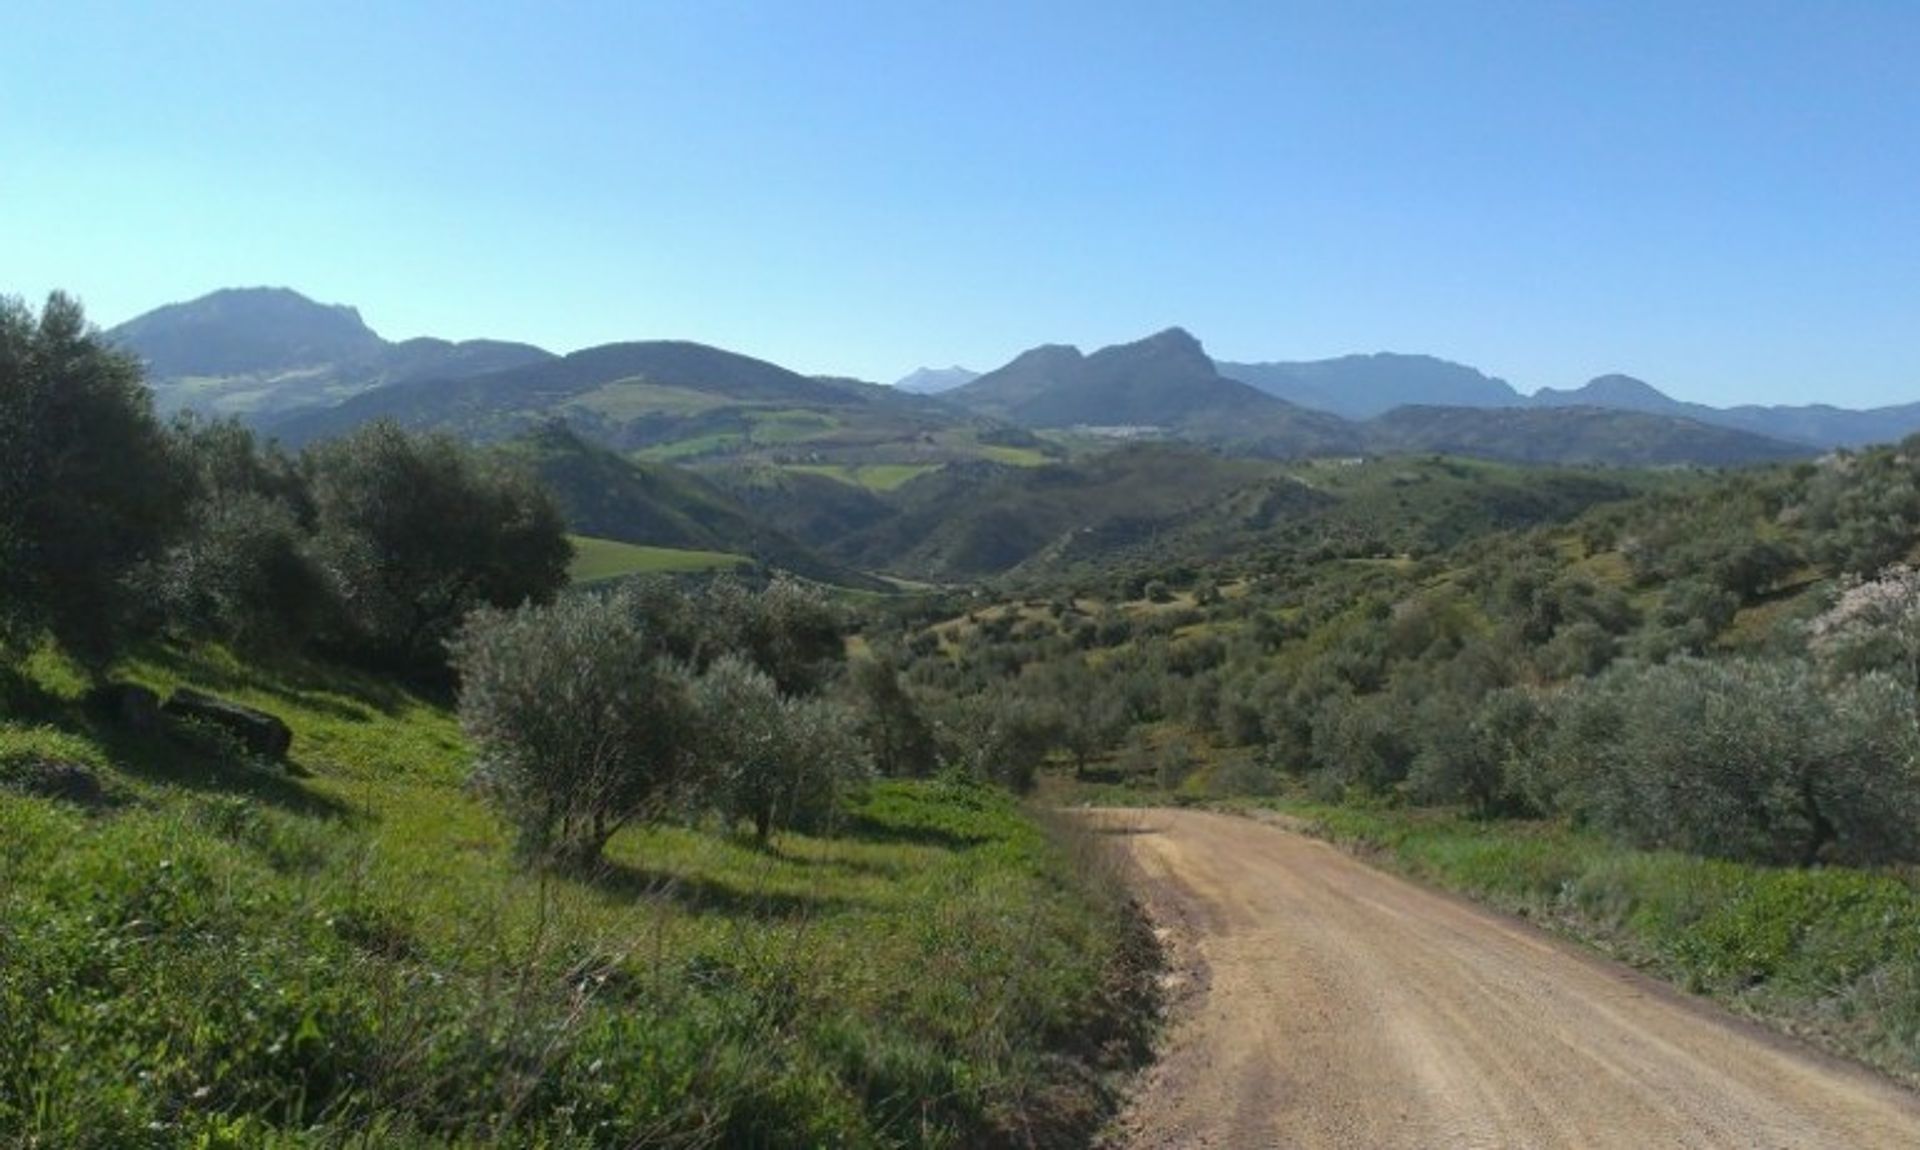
7, 287, 1920, 1147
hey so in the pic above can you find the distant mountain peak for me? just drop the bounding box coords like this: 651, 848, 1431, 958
893, 365, 980, 394
1579, 374, 1669, 401
1142, 325, 1203, 350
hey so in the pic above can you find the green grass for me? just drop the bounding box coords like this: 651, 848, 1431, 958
1274, 802, 1920, 1085
567, 535, 746, 582
976, 444, 1050, 467
0, 645, 1155, 1147
784, 463, 942, 492
633, 431, 747, 461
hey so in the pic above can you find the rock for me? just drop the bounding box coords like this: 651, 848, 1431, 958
162, 688, 294, 760
89, 681, 163, 734
4, 758, 107, 807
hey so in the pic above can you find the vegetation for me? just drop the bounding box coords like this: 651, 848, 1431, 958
1, 293, 189, 667
0, 646, 1154, 1147
566, 535, 743, 582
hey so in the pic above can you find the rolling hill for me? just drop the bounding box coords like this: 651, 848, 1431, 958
269, 335, 1047, 473
501, 424, 885, 590
1364, 405, 1816, 467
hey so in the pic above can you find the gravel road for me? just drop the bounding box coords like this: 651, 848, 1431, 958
1090, 807, 1920, 1149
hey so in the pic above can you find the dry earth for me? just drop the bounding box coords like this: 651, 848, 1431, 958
1088, 807, 1920, 1149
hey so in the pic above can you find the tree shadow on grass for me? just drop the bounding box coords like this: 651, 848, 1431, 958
579, 859, 863, 921
81, 708, 357, 823
137, 643, 413, 721
838, 813, 998, 851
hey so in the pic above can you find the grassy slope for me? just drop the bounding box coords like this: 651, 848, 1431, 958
0, 646, 1155, 1148
567, 534, 744, 582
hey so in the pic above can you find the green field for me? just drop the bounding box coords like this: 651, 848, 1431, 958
567, 535, 746, 582
0, 643, 1155, 1146
784, 462, 943, 491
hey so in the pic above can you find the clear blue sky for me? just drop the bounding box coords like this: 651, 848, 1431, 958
5, 1, 1918, 406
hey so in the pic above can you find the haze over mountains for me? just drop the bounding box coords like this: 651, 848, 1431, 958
106, 288, 1918, 467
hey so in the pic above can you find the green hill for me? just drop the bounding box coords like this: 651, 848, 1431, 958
1364, 405, 1814, 467
504, 424, 886, 590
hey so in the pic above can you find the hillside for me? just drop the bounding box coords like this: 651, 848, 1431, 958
270, 335, 1052, 475
109, 287, 553, 419
501, 424, 886, 589
1534, 373, 1920, 448
1365, 405, 1816, 467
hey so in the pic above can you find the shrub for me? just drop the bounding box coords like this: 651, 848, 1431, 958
1530, 658, 1920, 866
0, 293, 189, 667
307, 421, 571, 675
450, 590, 697, 867
693, 655, 872, 842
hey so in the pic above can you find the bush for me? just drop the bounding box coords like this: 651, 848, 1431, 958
307, 421, 571, 675
450, 590, 697, 867
1529, 658, 1920, 866
0, 293, 188, 667
694, 655, 872, 842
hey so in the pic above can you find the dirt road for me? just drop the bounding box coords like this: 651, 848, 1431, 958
1091, 807, 1920, 1149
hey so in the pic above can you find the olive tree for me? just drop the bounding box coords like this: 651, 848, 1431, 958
0, 293, 188, 667
1531, 658, 1920, 866
306, 421, 571, 674
451, 589, 697, 868
694, 655, 870, 843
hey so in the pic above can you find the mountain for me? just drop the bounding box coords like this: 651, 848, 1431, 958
1221, 353, 1524, 419
108, 287, 554, 421
1365, 406, 1814, 467
502, 424, 884, 590
894, 366, 979, 394
950, 328, 1362, 456
269, 337, 1018, 468
1531, 374, 1920, 448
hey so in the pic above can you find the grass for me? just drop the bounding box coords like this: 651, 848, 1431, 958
1273, 801, 1920, 1086
566, 535, 746, 582
784, 463, 942, 492
0, 645, 1157, 1148
975, 445, 1051, 467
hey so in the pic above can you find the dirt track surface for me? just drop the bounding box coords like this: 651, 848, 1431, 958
1090, 807, 1920, 1149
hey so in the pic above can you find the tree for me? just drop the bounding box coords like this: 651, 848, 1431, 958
451, 589, 697, 867
695, 655, 870, 842
1530, 658, 1920, 866
1808, 564, 1920, 713
849, 655, 939, 777
143, 416, 332, 656
306, 422, 572, 674
700, 575, 846, 696
0, 293, 189, 667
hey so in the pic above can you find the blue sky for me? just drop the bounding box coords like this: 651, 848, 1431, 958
4, 2, 1917, 406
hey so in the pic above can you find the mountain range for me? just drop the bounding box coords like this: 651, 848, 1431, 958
905, 351, 1920, 450
92, 285, 1914, 585
109, 288, 1917, 459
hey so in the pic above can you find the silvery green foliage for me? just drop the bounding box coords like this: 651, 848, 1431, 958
1807, 564, 1920, 700
694, 654, 871, 841
451, 589, 695, 866
1532, 657, 1920, 866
